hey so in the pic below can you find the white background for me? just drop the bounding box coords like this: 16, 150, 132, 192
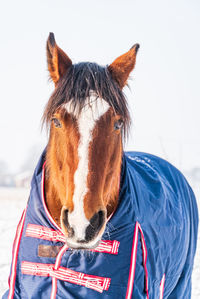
0, 0, 199, 173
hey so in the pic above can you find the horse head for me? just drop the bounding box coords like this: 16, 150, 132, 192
43, 33, 139, 249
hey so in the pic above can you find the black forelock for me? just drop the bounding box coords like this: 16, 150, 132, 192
43, 62, 131, 139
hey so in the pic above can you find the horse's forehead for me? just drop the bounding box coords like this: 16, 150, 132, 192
63, 95, 110, 121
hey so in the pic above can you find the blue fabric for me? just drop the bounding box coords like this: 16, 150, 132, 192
3, 151, 198, 299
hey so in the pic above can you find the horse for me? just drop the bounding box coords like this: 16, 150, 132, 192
3, 33, 198, 299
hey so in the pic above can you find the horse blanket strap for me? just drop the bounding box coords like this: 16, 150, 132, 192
3, 150, 198, 298
26, 224, 120, 255
21, 261, 111, 293
24, 222, 148, 296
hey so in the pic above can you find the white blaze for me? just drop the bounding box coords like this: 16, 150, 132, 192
64, 94, 110, 240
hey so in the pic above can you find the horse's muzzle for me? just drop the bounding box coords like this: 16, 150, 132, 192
60, 207, 106, 249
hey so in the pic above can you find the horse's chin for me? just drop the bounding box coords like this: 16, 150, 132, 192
65, 238, 101, 250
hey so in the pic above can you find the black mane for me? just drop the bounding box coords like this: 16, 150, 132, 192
43, 62, 130, 139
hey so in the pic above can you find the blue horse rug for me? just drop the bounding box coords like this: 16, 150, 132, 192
3, 151, 198, 298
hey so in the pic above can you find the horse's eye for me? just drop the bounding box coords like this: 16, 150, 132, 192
52, 118, 62, 128
114, 119, 123, 130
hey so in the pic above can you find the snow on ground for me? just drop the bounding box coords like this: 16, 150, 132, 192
0, 186, 199, 298
0, 188, 29, 296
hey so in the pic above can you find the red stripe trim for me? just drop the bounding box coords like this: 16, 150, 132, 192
125, 222, 139, 299
26, 224, 120, 254
21, 261, 111, 293
125, 222, 149, 299
138, 223, 149, 299
8, 208, 27, 299
159, 274, 165, 299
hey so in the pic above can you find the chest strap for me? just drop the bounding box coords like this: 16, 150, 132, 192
21, 260, 111, 294
26, 224, 120, 254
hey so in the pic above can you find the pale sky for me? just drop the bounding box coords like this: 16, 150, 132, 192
0, 0, 200, 173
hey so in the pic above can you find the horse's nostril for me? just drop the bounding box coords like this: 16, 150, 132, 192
62, 209, 74, 238
67, 227, 74, 238
90, 210, 105, 230
85, 210, 105, 242
62, 209, 69, 226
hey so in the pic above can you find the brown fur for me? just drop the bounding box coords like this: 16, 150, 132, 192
84, 109, 122, 220
45, 108, 122, 227
44, 33, 139, 237
46, 33, 72, 85
45, 109, 80, 226
108, 44, 140, 89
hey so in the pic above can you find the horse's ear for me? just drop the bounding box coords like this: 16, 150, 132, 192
108, 44, 140, 89
46, 32, 72, 85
